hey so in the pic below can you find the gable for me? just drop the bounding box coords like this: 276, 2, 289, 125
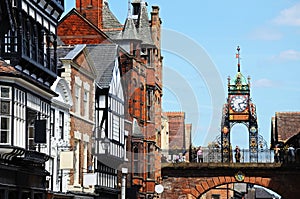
109, 57, 124, 102
58, 10, 111, 45
73, 49, 96, 77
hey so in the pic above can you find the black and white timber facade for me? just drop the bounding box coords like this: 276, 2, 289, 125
0, 0, 64, 198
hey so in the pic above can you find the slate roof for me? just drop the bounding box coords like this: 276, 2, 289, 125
256, 187, 279, 199
104, 30, 122, 40
102, 2, 123, 30
136, 2, 155, 46
110, 1, 154, 46
86, 44, 118, 88
273, 112, 300, 142
56, 45, 76, 68
121, 17, 139, 40
132, 118, 144, 138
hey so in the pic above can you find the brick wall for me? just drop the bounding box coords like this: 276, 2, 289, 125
62, 49, 94, 188
161, 164, 300, 199
165, 112, 186, 150
58, 12, 109, 45
75, 0, 103, 29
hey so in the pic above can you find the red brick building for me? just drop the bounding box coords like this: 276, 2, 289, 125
164, 112, 187, 162
57, 0, 163, 198
165, 112, 186, 150
59, 45, 96, 197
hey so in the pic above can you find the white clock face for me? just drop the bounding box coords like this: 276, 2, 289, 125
230, 95, 248, 112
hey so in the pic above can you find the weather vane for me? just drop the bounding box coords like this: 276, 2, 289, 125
236, 46, 241, 72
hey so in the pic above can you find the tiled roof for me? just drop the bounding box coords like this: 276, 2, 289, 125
0, 59, 58, 96
86, 44, 118, 88
0, 59, 19, 75
274, 112, 300, 142
102, 2, 123, 30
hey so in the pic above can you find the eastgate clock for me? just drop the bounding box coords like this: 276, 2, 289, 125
230, 95, 248, 112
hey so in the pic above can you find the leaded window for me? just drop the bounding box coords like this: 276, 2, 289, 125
0, 86, 11, 144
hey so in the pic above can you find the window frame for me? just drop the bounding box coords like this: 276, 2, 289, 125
0, 86, 12, 144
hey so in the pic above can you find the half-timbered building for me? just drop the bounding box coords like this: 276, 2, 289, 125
57, 1, 163, 198
0, 0, 64, 198
87, 44, 127, 199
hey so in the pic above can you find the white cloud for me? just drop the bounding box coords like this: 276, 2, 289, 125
252, 78, 277, 88
248, 27, 282, 40
273, 3, 300, 26
271, 49, 300, 61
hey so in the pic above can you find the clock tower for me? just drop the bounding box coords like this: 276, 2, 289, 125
221, 46, 258, 162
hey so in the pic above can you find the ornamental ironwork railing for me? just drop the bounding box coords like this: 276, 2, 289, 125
162, 148, 296, 164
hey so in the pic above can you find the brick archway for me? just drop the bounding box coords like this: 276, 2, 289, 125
161, 163, 300, 199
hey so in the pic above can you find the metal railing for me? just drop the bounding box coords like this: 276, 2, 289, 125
161, 148, 299, 163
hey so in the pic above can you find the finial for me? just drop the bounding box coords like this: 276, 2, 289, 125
236, 46, 241, 72
227, 76, 231, 87
248, 76, 251, 88
127, 0, 132, 18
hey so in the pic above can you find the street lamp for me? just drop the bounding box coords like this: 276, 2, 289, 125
101, 136, 110, 153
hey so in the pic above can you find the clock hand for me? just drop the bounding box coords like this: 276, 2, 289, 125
238, 102, 245, 109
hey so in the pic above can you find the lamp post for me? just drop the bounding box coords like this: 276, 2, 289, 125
101, 136, 110, 154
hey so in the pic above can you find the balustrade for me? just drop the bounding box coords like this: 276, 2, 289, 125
162, 147, 299, 163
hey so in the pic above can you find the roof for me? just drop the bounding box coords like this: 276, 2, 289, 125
63, 44, 86, 60
132, 118, 144, 138
230, 72, 248, 85
102, 2, 123, 30
274, 112, 300, 142
256, 187, 279, 199
56, 45, 76, 68
58, 8, 113, 44
0, 59, 58, 96
86, 44, 118, 88
120, 17, 140, 40
136, 2, 155, 46
0, 59, 19, 75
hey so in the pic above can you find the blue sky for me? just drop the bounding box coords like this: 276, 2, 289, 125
64, 0, 300, 149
